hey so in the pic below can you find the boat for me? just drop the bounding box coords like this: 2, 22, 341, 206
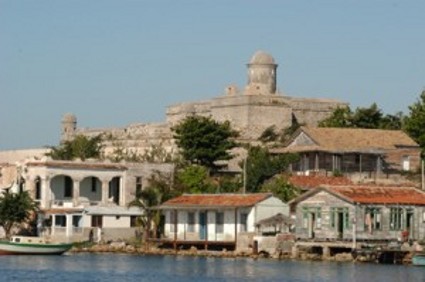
412, 253, 425, 266
0, 236, 73, 255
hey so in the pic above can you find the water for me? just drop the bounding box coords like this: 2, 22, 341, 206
0, 253, 423, 282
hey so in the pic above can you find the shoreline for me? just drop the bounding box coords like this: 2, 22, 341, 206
69, 242, 414, 265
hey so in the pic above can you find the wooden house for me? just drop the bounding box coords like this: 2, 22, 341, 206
272, 127, 421, 179
290, 185, 425, 242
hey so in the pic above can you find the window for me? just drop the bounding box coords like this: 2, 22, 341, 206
91, 215, 103, 228
240, 213, 248, 232
130, 216, 139, 227
390, 208, 404, 230
91, 177, 97, 192
187, 212, 195, 232
64, 177, 73, 198
302, 207, 321, 228
402, 156, 410, 171
216, 212, 224, 234
364, 208, 382, 231
35, 177, 41, 200
55, 215, 66, 227
136, 177, 142, 195
72, 215, 82, 227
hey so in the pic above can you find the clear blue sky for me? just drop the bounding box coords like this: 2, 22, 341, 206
1, 0, 424, 150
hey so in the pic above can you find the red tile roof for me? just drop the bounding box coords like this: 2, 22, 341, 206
289, 175, 352, 190
326, 186, 425, 205
26, 160, 127, 170
161, 193, 272, 209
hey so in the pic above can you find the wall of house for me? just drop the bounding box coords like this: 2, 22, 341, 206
296, 191, 425, 241
163, 207, 258, 242
254, 197, 289, 223
295, 191, 354, 240
385, 148, 421, 172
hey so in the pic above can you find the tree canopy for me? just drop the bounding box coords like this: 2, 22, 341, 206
172, 115, 239, 169
318, 103, 403, 130
244, 146, 298, 193
404, 90, 425, 155
47, 134, 103, 161
0, 190, 39, 238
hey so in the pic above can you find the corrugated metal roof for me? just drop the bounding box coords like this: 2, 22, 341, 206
289, 175, 353, 190
160, 193, 272, 209
325, 186, 425, 205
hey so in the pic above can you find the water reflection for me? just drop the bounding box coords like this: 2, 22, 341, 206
0, 254, 423, 282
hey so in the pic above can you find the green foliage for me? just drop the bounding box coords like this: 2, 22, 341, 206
260, 176, 300, 202
47, 134, 103, 161
128, 170, 177, 240
319, 107, 353, 128
172, 115, 239, 169
216, 175, 241, 193
319, 104, 403, 130
259, 125, 279, 143
0, 191, 39, 238
404, 90, 425, 155
244, 146, 298, 193
176, 165, 215, 193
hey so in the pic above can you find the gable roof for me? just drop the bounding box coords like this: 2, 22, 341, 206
290, 185, 425, 206
275, 127, 418, 154
160, 193, 272, 209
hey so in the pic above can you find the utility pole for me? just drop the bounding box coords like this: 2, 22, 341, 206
243, 157, 247, 194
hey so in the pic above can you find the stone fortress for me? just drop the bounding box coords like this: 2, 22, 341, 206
61, 51, 347, 163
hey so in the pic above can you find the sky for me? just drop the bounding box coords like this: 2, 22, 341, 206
1, 0, 425, 150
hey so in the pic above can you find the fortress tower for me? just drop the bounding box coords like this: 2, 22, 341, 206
245, 50, 278, 95
61, 113, 77, 142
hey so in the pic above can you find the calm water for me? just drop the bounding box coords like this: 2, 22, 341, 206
0, 253, 423, 282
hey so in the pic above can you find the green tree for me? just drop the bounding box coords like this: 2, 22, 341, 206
260, 176, 300, 202
351, 103, 383, 129
379, 112, 403, 130
244, 146, 298, 193
176, 165, 216, 193
318, 107, 352, 128
172, 115, 239, 170
404, 90, 425, 154
0, 190, 39, 238
47, 134, 103, 161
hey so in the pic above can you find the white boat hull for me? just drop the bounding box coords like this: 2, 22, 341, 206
0, 241, 73, 255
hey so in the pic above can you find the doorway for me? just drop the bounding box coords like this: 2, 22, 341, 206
199, 212, 207, 240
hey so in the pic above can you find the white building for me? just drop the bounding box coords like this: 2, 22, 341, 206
158, 193, 289, 250
12, 158, 174, 242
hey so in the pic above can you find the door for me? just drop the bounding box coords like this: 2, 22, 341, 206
308, 213, 316, 239
337, 212, 344, 239
199, 212, 207, 240
406, 210, 414, 239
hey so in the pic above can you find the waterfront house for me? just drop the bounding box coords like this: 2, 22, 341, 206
157, 193, 289, 250
272, 127, 421, 180
13, 158, 173, 242
290, 185, 425, 242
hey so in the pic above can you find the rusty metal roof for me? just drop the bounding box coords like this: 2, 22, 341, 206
325, 186, 425, 205
160, 193, 272, 209
289, 175, 353, 190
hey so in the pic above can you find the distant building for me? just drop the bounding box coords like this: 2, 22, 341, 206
272, 127, 421, 181
61, 51, 347, 169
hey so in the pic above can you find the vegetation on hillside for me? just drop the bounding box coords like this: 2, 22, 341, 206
47, 134, 103, 161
